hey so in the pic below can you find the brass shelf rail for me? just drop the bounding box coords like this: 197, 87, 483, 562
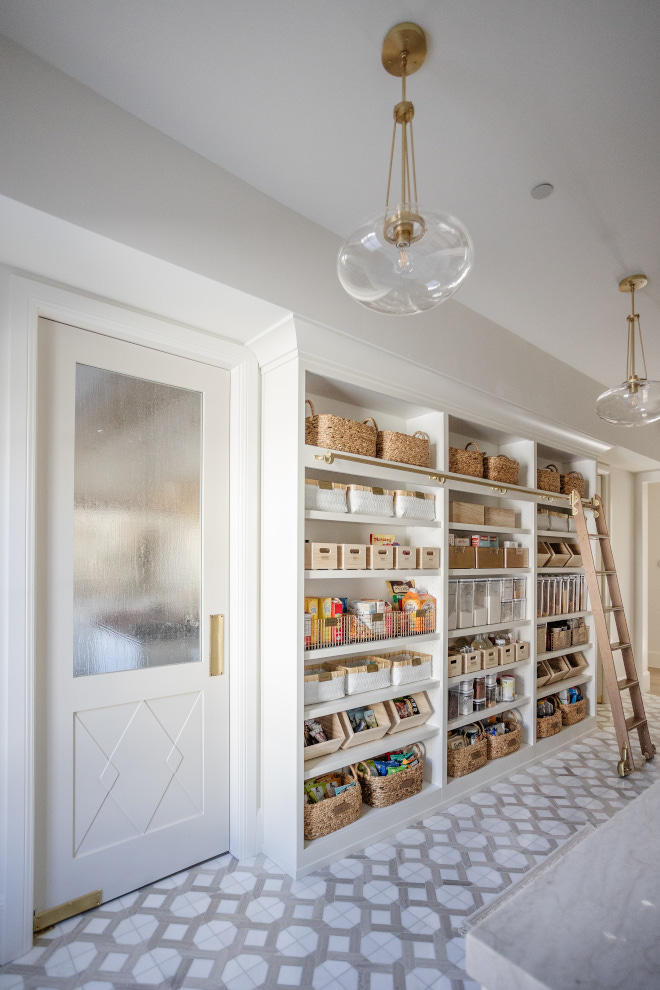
312, 450, 597, 509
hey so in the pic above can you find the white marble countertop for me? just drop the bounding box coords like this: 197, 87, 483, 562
466, 778, 660, 990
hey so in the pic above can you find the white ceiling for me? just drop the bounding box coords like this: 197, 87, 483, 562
0, 0, 659, 388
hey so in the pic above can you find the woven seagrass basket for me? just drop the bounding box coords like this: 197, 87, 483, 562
483, 455, 520, 486
555, 695, 587, 726
447, 726, 488, 778
448, 442, 484, 478
303, 766, 362, 841
486, 719, 521, 761
376, 428, 430, 468
304, 400, 377, 457
560, 471, 586, 497
537, 463, 561, 493
356, 744, 424, 808
536, 697, 563, 739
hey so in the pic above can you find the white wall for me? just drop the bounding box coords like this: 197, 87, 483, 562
647, 483, 660, 668
1, 32, 660, 462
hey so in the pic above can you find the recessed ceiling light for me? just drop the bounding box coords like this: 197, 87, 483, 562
531, 182, 554, 199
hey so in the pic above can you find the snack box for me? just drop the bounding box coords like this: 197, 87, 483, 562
471, 534, 499, 547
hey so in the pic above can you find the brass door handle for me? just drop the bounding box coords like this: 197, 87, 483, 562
210, 614, 224, 676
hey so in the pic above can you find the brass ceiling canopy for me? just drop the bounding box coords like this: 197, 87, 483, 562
381, 22, 427, 76
619, 274, 648, 293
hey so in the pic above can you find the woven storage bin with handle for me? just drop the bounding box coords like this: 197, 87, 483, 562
356, 744, 424, 808
304, 767, 362, 841
537, 463, 561, 493
376, 428, 430, 468
486, 718, 521, 761
447, 725, 488, 778
305, 399, 377, 456
560, 471, 586, 497
536, 697, 563, 739
483, 455, 520, 485
449, 442, 484, 478
554, 694, 587, 726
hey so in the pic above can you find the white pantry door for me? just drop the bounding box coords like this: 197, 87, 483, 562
34, 318, 230, 920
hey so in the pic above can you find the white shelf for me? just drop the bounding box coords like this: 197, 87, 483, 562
305, 446, 440, 489
301, 780, 443, 863
305, 569, 440, 580
448, 696, 532, 731
536, 672, 592, 699
447, 657, 531, 684
449, 619, 531, 638
304, 632, 440, 662
303, 722, 440, 779
305, 678, 441, 718
305, 509, 441, 528
536, 610, 591, 624
538, 566, 584, 573
538, 644, 592, 661
449, 522, 531, 536
450, 568, 531, 577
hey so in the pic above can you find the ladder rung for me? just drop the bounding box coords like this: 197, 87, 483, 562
625, 715, 647, 732
617, 678, 638, 691
595, 571, 616, 575
588, 534, 610, 540
609, 642, 631, 651
603, 606, 624, 613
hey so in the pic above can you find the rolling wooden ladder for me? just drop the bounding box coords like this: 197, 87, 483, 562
571, 490, 655, 775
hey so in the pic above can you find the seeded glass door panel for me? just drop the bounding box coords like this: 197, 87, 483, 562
74, 365, 202, 676
35, 319, 230, 916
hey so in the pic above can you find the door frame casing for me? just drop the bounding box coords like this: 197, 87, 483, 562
3, 274, 261, 961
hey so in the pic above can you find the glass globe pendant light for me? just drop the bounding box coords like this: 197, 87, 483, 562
596, 275, 660, 427
337, 23, 473, 315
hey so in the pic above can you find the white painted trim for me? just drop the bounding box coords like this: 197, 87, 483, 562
250, 316, 613, 460
2, 274, 261, 963
636, 472, 660, 695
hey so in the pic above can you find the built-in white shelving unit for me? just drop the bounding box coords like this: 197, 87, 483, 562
260, 353, 598, 879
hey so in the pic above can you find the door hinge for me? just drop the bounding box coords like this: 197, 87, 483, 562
34, 889, 103, 933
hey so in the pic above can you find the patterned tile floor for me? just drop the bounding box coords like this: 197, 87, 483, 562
3, 697, 659, 990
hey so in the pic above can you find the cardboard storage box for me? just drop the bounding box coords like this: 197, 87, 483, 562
504, 547, 529, 568
475, 547, 504, 569
484, 506, 516, 528
449, 501, 485, 525
449, 545, 475, 569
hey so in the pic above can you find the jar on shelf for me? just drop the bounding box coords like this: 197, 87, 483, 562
485, 672, 498, 708
458, 679, 474, 716
473, 675, 486, 713
448, 685, 459, 720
